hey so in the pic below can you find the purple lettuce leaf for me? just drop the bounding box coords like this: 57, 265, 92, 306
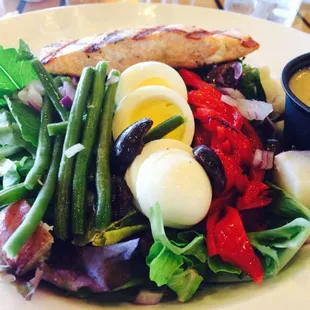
42, 238, 145, 293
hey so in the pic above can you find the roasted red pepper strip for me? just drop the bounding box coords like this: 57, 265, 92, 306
209, 188, 237, 214
194, 108, 235, 128
242, 119, 263, 150
213, 206, 264, 284
237, 181, 271, 211
206, 211, 221, 256
193, 122, 211, 146
188, 90, 228, 110
203, 119, 254, 166
179, 69, 222, 99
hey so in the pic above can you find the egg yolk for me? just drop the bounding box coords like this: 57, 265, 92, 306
138, 77, 171, 88
130, 98, 185, 140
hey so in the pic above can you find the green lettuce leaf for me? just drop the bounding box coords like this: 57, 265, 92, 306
268, 183, 310, 221
146, 203, 207, 301
240, 64, 267, 101
208, 256, 242, 275
248, 218, 310, 277
167, 268, 203, 302
6, 97, 40, 147
0, 45, 37, 96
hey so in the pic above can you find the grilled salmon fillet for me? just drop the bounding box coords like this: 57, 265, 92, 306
40, 25, 259, 76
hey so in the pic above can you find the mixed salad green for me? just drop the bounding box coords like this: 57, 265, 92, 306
0, 40, 309, 305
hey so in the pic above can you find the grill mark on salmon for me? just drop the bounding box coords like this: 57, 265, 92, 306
40, 24, 259, 76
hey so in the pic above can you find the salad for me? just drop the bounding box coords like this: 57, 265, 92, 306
0, 25, 309, 305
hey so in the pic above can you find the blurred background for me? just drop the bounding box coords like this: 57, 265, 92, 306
0, 0, 309, 33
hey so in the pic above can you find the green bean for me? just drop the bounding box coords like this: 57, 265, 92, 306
47, 115, 87, 136
47, 121, 68, 136
143, 115, 185, 143
0, 146, 23, 160
54, 67, 94, 240
0, 183, 29, 207
3, 136, 63, 259
95, 70, 120, 231
24, 96, 53, 190
72, 62, 108, 235
31, 59, 69, 121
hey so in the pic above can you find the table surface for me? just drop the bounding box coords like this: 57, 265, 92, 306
0, 0, 309, 33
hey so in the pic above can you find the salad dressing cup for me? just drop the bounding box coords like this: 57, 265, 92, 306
282, 53, 310, 150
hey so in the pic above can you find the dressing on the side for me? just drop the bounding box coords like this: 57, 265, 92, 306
289, 67, 310, 106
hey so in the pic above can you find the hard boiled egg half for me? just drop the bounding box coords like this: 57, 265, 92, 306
125, 139, 213, 229
113, 61, 195, 145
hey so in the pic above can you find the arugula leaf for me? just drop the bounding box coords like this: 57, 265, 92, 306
6, 97, 40, 147
0, 45, 37, 96
248, 218, 310, 277
239, 64, 267, 101
146, 203, 207, 302
17, 39, 34, 61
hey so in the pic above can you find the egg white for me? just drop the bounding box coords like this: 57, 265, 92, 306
112, 85, 195, 144
115, 61, 188, 104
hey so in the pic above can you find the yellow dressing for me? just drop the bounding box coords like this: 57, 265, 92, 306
138, 78, 170, 88
130, 98, 184, 140
289, 67, 310, 106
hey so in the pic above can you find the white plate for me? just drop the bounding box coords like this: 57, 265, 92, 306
1, 3, 310, 310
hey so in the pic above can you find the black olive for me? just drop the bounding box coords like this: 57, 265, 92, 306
112, 118, 153, 173
193, 145, 226, 195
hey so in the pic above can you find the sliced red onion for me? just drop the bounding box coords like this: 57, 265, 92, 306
71, 77, 78, 86
134, 290, 163, 305
63, 81, 76, 101
236, 99, 273, 121
106, 75, 120, 85
61, 95, 73, 109
219, 87, 245, 99
221, 94, 238, 107
28, 85, 43, 108
25, 265, 44, 301
18, 89, 29, 103
58, 86, 66, 97
28, 101, 41, 112
65, 143, 85, 158
252, 149, 274, 170
27, 80, 45, 96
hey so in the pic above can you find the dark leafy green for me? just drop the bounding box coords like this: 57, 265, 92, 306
6, 98, 40, 147
146, 203, 207, 302
239, 64, 267, 101
17, 39, 34, 61
0, 45, 37, 96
